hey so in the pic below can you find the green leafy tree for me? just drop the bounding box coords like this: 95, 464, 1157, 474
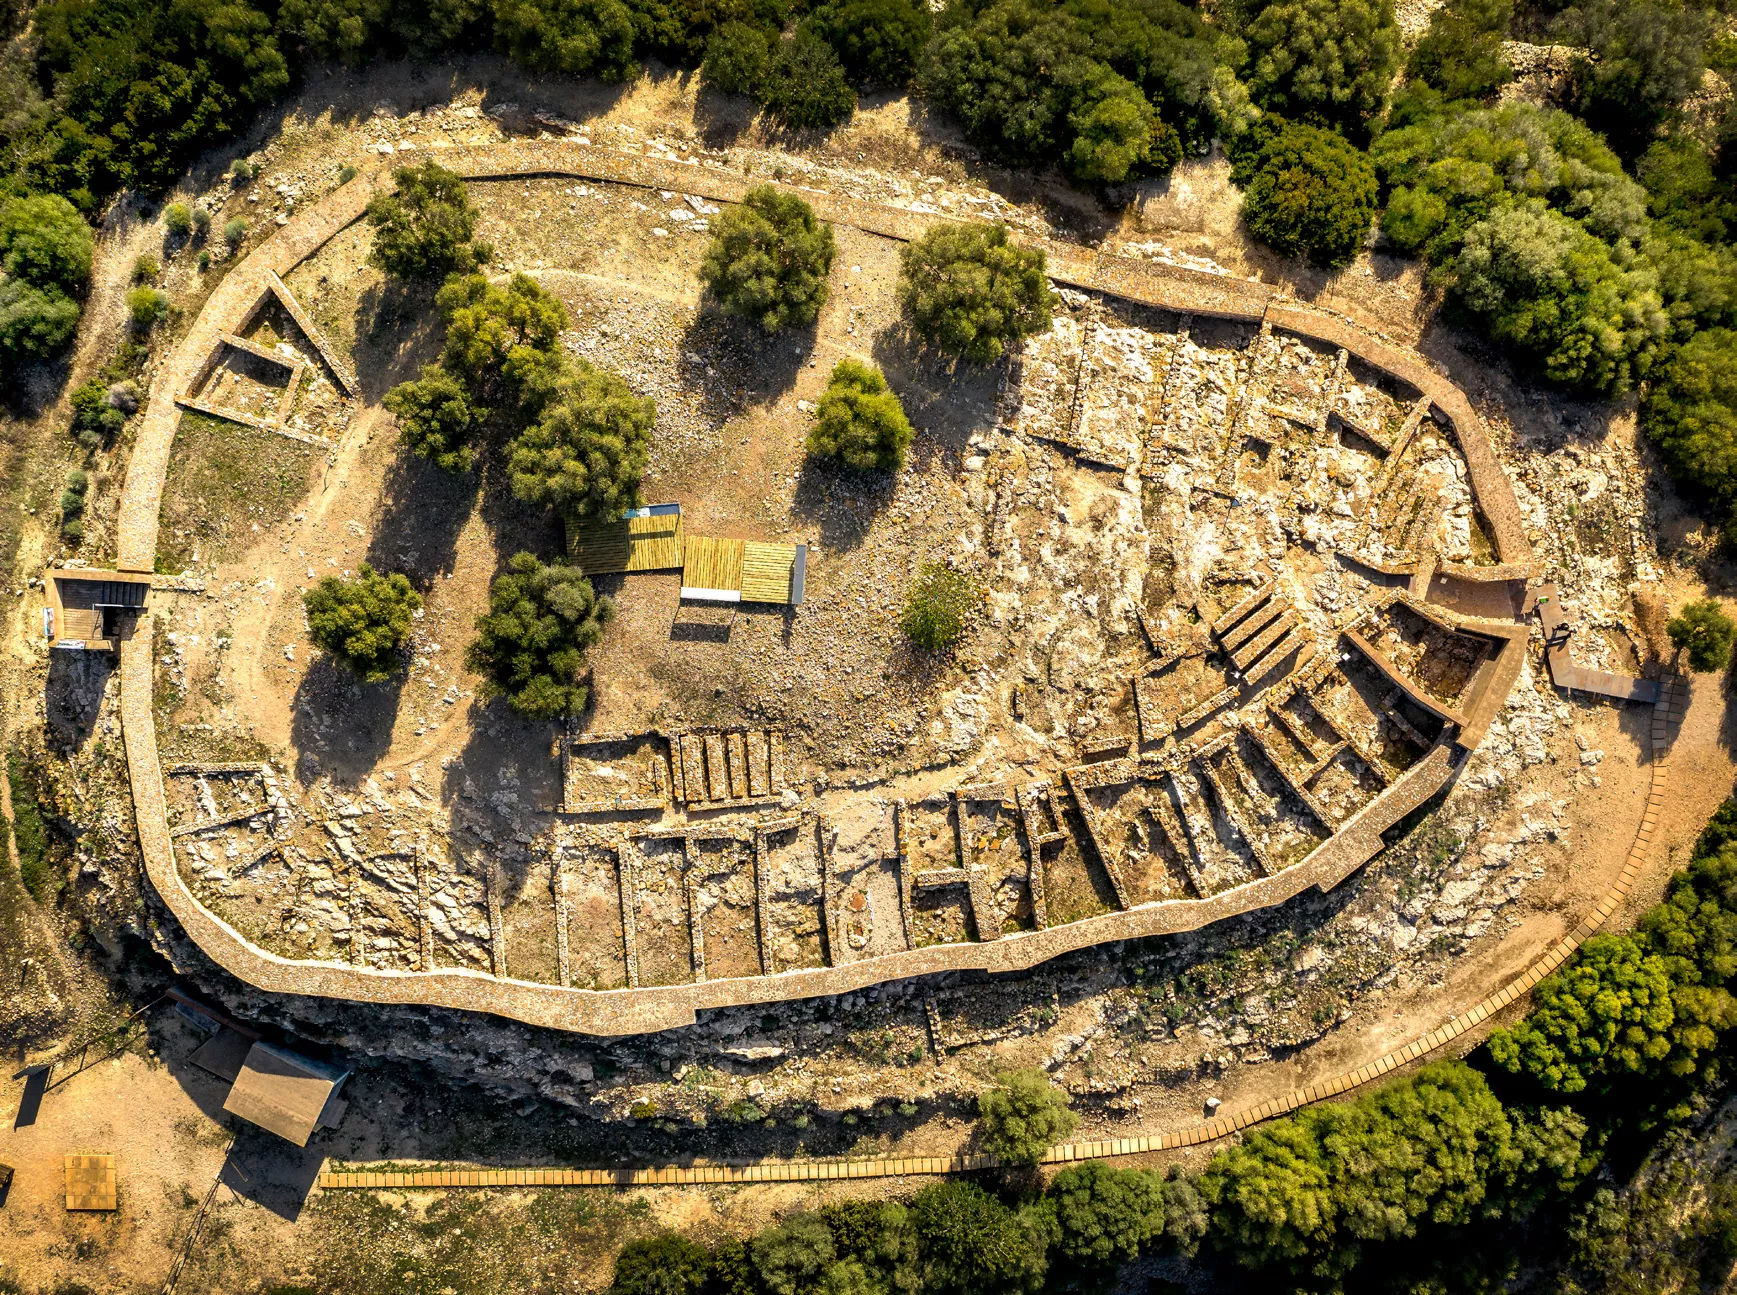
807, 359, 913, 472
610, 1231, 711, 1295
699, 185, 836, 332
1488, 933, 1685, 1093
302, 564, 422, 683
626, 0, 795, 67
507, 357, 655, 520
806, 0, 930, 87
1642, 328, 1737, 517
753, 1213, 836, 1295
491, 0, 638, 78
899, 222, 1054, 363
466, 552, 614, 719
1405, 0, 1511, 102
438, 271, 570, 396
900, 562, 974, 651
1241, 0, 1400, 136
1637, 136, 1737, 245
1238, 120, 1377, 267
918, 0, 1226, 176
1198, 1117, 1335, 1270
1050, 1161, 1167, 1265
1447, 202, 1666, 396
0, 194, 94, 293
1667, 599, 1737, 673
908, 1180, 1055, 1295
818, 1201, 921, 1294
365, 160, 488, 281
758, 30, 858, 129
1557, 0, 1711, 156
277, 0, 388, 63
384, 365, 484, 473
977, 1067, 1080, 1165
0, 281, 81, 369
1159, 1169, 1210, 1256
703, 20, 774, 95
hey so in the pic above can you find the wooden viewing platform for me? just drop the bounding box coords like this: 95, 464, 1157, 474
566, 504, 806, 605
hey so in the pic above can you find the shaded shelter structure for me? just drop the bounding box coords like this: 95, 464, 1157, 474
567, 503, 807, 605
42, 569, 151, 651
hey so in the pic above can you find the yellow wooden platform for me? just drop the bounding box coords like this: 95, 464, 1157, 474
741, 541, 800, 604
681, 536, 745, 596
566, 512, 684, 575
65, 1153, 117, 1211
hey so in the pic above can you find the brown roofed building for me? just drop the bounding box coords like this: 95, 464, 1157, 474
42, 569, 151, 651
221, 1041, 350, 1147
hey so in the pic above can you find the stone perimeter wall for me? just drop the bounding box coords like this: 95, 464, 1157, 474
117, 140, 1537, 1039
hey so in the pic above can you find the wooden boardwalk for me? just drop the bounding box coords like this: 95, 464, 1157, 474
567, 510, 685, 575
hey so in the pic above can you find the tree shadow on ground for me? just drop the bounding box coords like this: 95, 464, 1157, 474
44, 648, 115, 751
289, 656, 407, 786
363, 448, 480, 587
351, 278, 448, 405
678, 307, 813, 426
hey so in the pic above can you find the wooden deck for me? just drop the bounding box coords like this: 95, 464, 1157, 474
567, 510, 685, 575
681, 536, 745, 599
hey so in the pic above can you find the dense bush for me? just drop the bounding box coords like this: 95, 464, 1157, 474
6, 753, 54, 903
900, 562, 973, 651
908, 1180, 1054, 1295
27, 0, 288, 204
1643, 329, 1737, 520
365, 160, 489, 281
899, 223, 1053, 364
59, 468, 87, 540
608, 1231, 710, 1295
1237, 120, 1377, 267
1239, 0, 1400, 137
384, 365, 484, 473
702, 20, 773, 95
1051, 1160, 1167, 1265
628, 0, 794, 68
805, 0, 930, 88
507, 357, 655, 519
1404, 0, 1511, 102
699, 186, 836, 332
127, 286, 169, 330
302, 564, 423, 683
467, 551, 614, 719
1638, 135, 1737, 246
1667, 599, 1737, 674
807, 359, 913, 472
69, 378, 129, 445
1447, 202, 1666, 396
977, 1068, 1079, 1165
1556, 0, 1711, 157
919, 0, 1227, 183
758, 31, 857, 129
0, 194, 92, 372
490, 0, 638, 78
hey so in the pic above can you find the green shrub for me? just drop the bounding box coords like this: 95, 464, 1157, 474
467, 552, 614, 719
1051, 1161, 1167, 1265
230, 159, 260, 182
1643, 329, 1737, 519
163, 202, 193, 237
806, 0, 930, 87
223, 217, 247, 247
918, 0, 1223, 178
1667, 599, 1737, 673
1241, 0, 1400, 137
908, 1180, 1054, 1295
277, 0, 388, 63
977, 1067, 1079, 1165
302, 564, 423, 683
703, 21, 773, 95
491, 0, 638, 79
752, 1213, 836, 1295
60, 468, 87, 520
699, 186, 836, 332
807, 359, 912, 472
899, 222, 1053, 364
1404, 0, 1511, 102
0, 193, 95, 293
7, 753, 55, 904
900, 562, 973, 651
506, 357, 656, 520
127, 286, 169, 330
132, 252, 159, 281
1238, 120, 1377, 267
364, 159, 489, 281
70, 379, 128, 445
1447, 202, 1665, 396
191, 207, 212, 236
610, 1232, 711, 1295
1637, 136, 1737, 245
758, 31, 857, 129
1557, 0, 1711, 157
338, 164, 359, 184
0, 281, 81, 368
384, 365, 485, 473
196, 250, 211, 272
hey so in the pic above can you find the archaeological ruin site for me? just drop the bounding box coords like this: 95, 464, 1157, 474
77, 137, 1664, 1054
